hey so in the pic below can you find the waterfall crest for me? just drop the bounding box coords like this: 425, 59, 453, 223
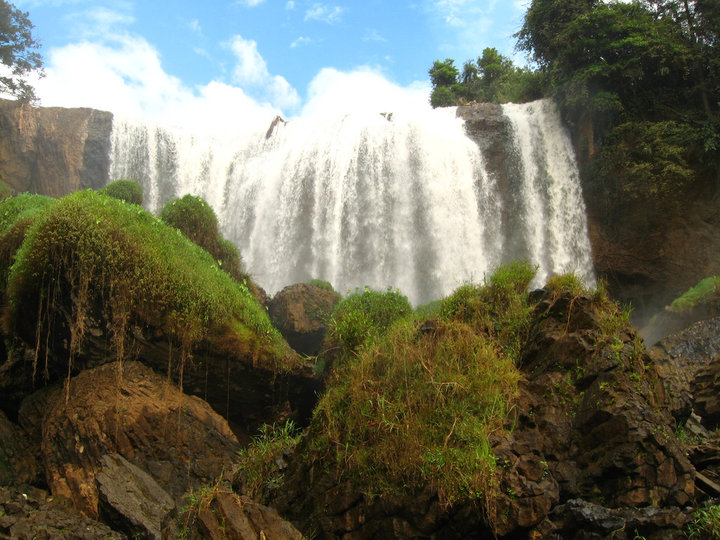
109, 99, 595, 305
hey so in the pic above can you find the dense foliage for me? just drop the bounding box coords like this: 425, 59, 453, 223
428, 48, 545, 107
0, 0, 43, 102
516, 0, 720, 208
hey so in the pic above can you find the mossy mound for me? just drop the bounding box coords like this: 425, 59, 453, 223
99, 179, 143, 206
4, 190, 295, 387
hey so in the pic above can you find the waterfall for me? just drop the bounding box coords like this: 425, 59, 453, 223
109, 99, 595, 305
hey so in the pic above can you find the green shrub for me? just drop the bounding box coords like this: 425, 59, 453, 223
160, 194, 251, 285
0, 179, 11, 200
160, 194, 218, 249
313, 317, 518, 510
545, 272, 587, 296
5, 190, 292, 383
669, 276, 720, 312
440, 260, 536, 359
329, 287, 412, 353
99, 179, 143, 205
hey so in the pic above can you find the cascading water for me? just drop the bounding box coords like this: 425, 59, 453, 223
109, 98, 594, 305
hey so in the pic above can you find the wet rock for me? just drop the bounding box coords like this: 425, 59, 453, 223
40, 361, 240, 519
96, 453, 175, 540
268, 282, 341, 356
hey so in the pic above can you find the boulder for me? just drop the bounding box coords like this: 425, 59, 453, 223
163, 489, 303, 540
96, 454, 175, 540
39, 361, 241, 519
268, 282, 341, 356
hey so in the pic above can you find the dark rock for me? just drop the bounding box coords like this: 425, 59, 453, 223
268, 282, 341, 356
39, 361, 240, 519
646, 317, 720, 421
162, 490, 303, 540
0, 485, 125, 539
0, 409, 41, 486
534, 498, 689, 539
96, 453, 175, 540
0, 98, 112, 196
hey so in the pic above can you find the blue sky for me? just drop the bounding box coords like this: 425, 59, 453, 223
16, 0, 530, 128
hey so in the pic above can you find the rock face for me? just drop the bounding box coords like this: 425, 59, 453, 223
264, 289, 695, 538
0, 410, 41, 486
646, 317, 720, 421
268, 282, 341, 356
0, 98, 113, 196
32, 361, 240, 519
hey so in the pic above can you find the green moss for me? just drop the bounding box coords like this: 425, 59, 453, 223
99, 179, 143, 206
669, 276, 720, 312
5, 190, 292, 379
328, 287, 413, 353
160, 194, 250, 285
313, 316, 518, 508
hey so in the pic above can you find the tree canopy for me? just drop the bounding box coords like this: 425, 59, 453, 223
428, 48, 544, 108
0, 0, 43, 103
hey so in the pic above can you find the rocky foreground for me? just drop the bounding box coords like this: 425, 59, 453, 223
0, 276, 719, 539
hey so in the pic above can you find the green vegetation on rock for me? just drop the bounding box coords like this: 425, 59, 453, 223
159, 194, 249, 285
669, 275, 720, 312
309, 262, 536, 515
3, 190, 291, 384
99, 179, 143, 206
326, 287, 413, 354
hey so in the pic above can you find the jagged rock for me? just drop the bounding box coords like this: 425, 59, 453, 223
0, 485, 125, 539
646, 317, 720, 421
39, 361, 240, 519
533, 498, 689, 539
0, 98, 112, 196
0, 409, 41, 486
268, 282, 341, 356
489, 290, 694, 536
163, 490, 303, 540
96, 454, 175, 540
692, 357, 720, 428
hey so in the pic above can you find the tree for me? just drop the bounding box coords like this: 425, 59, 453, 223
0, 1, 43, 103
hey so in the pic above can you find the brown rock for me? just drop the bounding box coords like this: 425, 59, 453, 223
268, 282, 341, 356
40, 361, 240, 519
0, 409, 41, 486
0, 98, 112, 196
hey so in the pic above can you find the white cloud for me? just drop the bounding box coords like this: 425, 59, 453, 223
285, 0, 295, 9
302, 67, 430, 118
290, 36, 312, 48
236, 0, 266, 6
228, 35, 301, 111
188, 19, 202, 34
33, 35, 282, 135
304, 3, 343, 24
